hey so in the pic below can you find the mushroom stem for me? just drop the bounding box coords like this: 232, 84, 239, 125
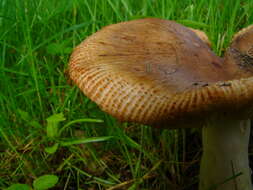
199, 118, 252, 190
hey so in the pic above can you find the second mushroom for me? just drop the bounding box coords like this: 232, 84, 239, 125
69, 18, 253, 190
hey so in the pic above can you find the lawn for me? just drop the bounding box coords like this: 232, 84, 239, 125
0, 0, 253, 189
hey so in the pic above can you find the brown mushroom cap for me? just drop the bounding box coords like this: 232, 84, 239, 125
69, 18, 253, 128
189, 28, 211, 47
224, 24, 253, 78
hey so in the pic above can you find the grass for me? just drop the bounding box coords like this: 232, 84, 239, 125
0, 0, 253, 189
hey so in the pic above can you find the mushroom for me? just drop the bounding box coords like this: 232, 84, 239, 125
189, 28, 212, 47
68, 18, 253, 190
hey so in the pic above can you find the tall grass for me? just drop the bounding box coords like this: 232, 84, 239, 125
0, 0, 252, 189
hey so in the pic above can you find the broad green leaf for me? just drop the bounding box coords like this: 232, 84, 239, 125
46, 113, 66, 123
46, 43, 63, 55
46, 113, 65, 138
6, 184, 31, 190
59, 118, 103, 135
33, 175, 58, 190
17, 109, 30, 121
46, 43, 72, 55
29, 120, 42, 128
45, 143, 59, 154
60, 136, 114, 146
63, 47, 72, 54
17, 109, 41, 128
